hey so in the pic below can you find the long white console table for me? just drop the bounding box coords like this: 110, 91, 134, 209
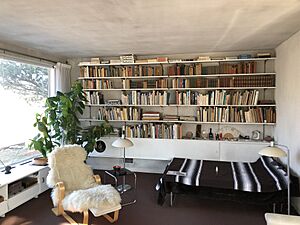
0, 163, 49, 217
90, 137, 270, 162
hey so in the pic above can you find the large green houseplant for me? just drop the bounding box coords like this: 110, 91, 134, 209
29, 82, 112, 158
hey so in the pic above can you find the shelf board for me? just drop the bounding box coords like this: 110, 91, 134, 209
83, 87, 275, 91
86, 104, 168, 107
79, 118, 275, 125
170, 87, 276, 90
78, 72, 275, 80
83, 88, 168, 91
78, 57, 276, 67
78, 75, 168, 80
169, 72, 276, 78
86, 104, 276, 107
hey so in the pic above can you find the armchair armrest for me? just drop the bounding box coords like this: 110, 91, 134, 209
53, 181, 65, 215
93, 174, 102, 184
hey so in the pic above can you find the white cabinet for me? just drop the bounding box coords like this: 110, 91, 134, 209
90, 137, 268, 162
0, 164, 49, 217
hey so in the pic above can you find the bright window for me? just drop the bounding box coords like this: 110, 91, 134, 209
0, 58, 50, 167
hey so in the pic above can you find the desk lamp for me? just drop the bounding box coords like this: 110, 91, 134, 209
259, 141, 290, 215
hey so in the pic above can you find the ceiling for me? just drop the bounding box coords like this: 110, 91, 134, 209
1, 0, 300, 59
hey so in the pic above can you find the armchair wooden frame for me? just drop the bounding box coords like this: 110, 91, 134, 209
51, 175, 120, 225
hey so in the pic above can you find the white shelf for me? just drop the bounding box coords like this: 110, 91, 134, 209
79, 118, 275, 125
78, 57, 276, 67
78, 72, 275, 80
83, 87, 275, 91
170, 87, 276, 90
83, 88, 168, 91
86, 104, 275, 107
78, 75, 169, 80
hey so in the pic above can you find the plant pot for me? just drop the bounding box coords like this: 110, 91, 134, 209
32, 157, 48, 166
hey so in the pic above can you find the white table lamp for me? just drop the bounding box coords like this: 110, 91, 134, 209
259, 141, 290, 215
112, 132, 134, 192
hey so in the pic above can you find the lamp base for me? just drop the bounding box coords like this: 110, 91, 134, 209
117, 184, 132, 193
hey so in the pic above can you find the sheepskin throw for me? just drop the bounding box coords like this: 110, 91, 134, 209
46, 145, 121, 212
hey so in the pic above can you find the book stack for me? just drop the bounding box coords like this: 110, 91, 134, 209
197, 56, 211, 61
163, 115, 179, 121
105, 99, 121, 105
256, 53, 271, 58
120, 54, 135, 63
179, 116, 195, 121
110, 59, 121, 64
142, 112, 160, 120
91, 58, 100, 64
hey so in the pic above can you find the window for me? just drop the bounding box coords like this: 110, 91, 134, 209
0, 58, 50, 167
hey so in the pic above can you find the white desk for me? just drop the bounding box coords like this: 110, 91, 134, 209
0, 163, 49, 217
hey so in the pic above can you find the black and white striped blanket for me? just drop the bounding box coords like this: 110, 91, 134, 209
161, 156, 288, 192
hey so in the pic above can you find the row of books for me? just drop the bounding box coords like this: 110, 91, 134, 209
125, 123, 182, 139
121, 91, 168, 105
196, 107, 276, 123
172, 78, 191, 88
142, 111, 160, 120
80, 65, 164, 78
82, 80, 113, 89
219, 62, 256, 74
188, 75, 275, 88
98, 107, 142, 121
175, 90, 260, 105
122, 79, 167, 89
79, 62, 259, 78
86, 92, 104, 105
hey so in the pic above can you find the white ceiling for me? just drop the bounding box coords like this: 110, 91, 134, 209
1, 0, 300, 58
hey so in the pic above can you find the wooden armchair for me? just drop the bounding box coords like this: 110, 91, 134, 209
47, 145, 121, 225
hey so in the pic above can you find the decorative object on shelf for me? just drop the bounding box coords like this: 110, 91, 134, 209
220, 126, 241, 140
112, 131, 134, 192
0, 159, 12, 174
94, 140, 106, 153
209, 128, 214, 140
259, 141, 290, 215
29, 82, 113, 157
185, 131, 193, 139
32, 156, 48, 166
251, 130, 261, 140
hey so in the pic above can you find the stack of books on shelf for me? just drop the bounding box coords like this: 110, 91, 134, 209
163, 115, 179, 121
179, 116, 196, 121
121, 91, 168, 105
142, 111, 160, 120
104, 99, 121, 105
123, 79, 167, 89
120, 54, 135, 63
125, 123, 182, 139
91, 58, 100, 64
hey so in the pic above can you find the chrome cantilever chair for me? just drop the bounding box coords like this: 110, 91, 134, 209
47, 145, 121, 225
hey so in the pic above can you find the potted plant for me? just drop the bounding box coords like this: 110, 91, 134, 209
29, 82, 112, 163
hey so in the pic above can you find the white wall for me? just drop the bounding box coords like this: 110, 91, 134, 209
276, 29, 300, 212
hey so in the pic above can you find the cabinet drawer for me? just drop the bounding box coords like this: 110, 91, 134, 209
0, 200, 8, 216
8, 184, 39, 211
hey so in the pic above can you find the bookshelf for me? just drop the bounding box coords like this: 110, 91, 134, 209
78, 55, 276, 141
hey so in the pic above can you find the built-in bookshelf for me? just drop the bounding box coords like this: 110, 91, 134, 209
78, 55, 276, 140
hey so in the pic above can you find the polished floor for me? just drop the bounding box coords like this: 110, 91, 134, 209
0, 172, 270, 225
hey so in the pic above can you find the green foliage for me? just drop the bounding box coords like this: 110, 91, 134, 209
29, 82, 112, 157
